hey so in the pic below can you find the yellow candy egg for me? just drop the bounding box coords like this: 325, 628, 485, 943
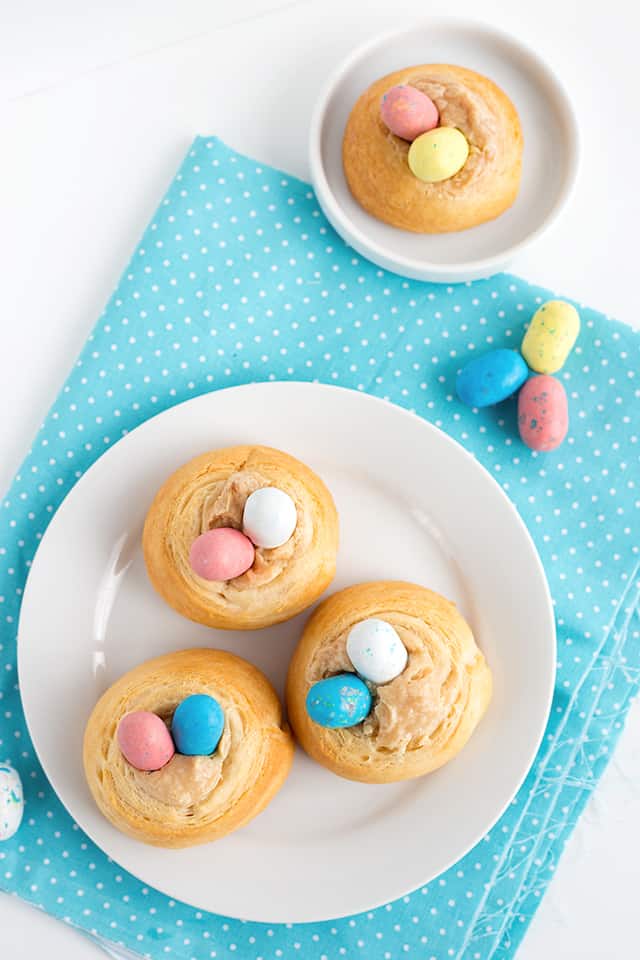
521, 300, 580, 374
408, 127, 470, 183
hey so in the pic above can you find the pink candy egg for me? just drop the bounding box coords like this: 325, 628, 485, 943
189, 527, 255, 581
518, 375, 569, 452
117, 711, 175, 771
380, 84, 439, 141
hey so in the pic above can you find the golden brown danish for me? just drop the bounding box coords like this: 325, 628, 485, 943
343, 64, 523, 233
286, 581, 492, 783
143, 445, 339, 630
83, 648, 294, 847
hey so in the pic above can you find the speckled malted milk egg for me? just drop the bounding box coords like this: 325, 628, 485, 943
408, 127, 469, 183
521, 300, 580, 374
346, 618, 408, 684
518, 374, 569, 452
380, 84, 439, 141
306, 674, 372, 728
242, 487, 297, 549
117, 711, 175, 771
171, 694, 225, 756
456, 349, 529, 408
189, 527, 255, 581
0, 764, 24, 841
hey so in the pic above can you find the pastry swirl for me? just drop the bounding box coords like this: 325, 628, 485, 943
83, 648, 294, 847
143, 445, 339, 629
343, 64, 523, 233
286, 582, 492, 783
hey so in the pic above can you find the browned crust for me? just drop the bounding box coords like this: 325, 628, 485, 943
142, 445, 339, 630
83, 648, 295, 847
286, 581, 492, 783
342, 64, 523, 233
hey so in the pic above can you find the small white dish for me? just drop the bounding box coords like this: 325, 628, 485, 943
19, 382, 555, 923
309, 18, 579, 283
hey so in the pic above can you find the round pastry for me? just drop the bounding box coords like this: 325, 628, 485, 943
83, 648, 294, 847
143, 445, 339, 629
286, 582, 492, 783
343, 64, 523, 233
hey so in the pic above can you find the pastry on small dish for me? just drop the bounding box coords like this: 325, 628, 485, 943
143, 445, 339, 630
286, 581, 492, 783
343, 63, 523, 233
83, 648, 294, 847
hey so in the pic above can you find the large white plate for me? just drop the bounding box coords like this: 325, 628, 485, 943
18, 382, 555, 923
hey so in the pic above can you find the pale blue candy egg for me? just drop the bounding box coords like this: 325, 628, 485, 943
0, 764, 24, 841
171, 694, 224, 756
306, 674, 372, 728
457, 349, 529, 408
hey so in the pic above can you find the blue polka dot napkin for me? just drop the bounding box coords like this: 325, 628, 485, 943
1, 137, 639, 960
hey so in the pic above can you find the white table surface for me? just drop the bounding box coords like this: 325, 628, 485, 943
1, 0, 638, 956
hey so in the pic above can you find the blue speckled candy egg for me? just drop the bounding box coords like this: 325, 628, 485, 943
0, 764, 24, 841
171, 694, 225, 756
456, 349, 529, 408
306, 674, 372, 728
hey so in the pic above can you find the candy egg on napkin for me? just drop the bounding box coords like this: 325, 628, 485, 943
457, 349, 529, 408
306, 674, 372, 728
171, 693, 225, 756
0, 764, 23, 841
518, 375, 569, 451
346, 618, 408, 684
521, 300, 580, 374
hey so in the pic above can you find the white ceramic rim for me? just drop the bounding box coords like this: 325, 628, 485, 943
18, 383, 557, 921
309, 16, 581, 281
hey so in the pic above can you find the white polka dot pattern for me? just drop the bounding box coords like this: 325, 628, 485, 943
1, 137, 639, 960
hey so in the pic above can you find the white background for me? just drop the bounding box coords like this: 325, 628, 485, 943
1, 0, 639, 956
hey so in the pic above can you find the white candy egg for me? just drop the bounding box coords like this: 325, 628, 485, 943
346, 618, 408, 685
242, 487, 297, 549
0, 764, 24, 841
